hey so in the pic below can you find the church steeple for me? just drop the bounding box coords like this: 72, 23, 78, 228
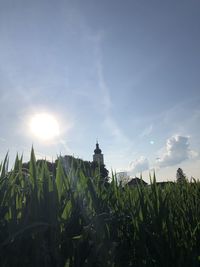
93, 141, 104, 165
94, 142, 102, 154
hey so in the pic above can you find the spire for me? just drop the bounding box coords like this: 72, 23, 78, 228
93, 140, 104, 165
94, 142, 102, 154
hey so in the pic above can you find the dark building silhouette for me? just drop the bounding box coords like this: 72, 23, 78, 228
127, 177, 147, 187
93, 141, 104, 165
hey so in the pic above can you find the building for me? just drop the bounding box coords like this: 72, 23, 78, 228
127, 177, 148, 187
93, 141, 104, 165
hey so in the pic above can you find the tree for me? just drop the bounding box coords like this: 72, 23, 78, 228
91, 161, 109, 183
176, 168, 187, 183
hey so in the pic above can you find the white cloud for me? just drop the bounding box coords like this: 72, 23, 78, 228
128, 156, 149, 176
158, 135, 198, 168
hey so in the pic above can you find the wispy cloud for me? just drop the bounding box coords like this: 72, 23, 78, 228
140, 124, 153, 137
93, 32, 112, 113
92, 32, 131, 146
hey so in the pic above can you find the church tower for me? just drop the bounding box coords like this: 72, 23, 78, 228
93, 141, 104, 165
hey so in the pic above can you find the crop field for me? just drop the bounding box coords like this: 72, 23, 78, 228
0, 149, 200, 267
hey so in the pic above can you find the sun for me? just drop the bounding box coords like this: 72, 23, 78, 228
30, 113, 60, 141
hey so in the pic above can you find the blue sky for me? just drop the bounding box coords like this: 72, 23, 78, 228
0, 0, 200, 181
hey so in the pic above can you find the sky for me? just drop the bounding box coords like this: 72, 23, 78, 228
0, 0, 200, 182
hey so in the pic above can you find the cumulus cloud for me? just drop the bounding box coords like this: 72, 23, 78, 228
158, 135, 198, 168
128, 156, 149, 176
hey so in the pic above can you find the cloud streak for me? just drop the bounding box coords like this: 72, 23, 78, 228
92, 30, 131, 147
140, 124, 153, 138
93, 32, 112, 113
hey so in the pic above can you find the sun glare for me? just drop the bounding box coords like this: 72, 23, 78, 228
30, 113, 60, 141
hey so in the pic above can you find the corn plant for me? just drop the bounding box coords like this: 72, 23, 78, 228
0, 149, 200, 267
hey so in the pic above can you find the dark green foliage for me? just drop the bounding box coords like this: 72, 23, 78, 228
176, 168, 187, 183
0, 151, 200, 266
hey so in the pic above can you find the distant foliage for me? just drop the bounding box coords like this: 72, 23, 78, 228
0, 150, 200, 267
23, 155, 109, 184
176, 167, 187, 183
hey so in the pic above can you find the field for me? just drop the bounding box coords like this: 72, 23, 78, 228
0, 149, 200, 267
